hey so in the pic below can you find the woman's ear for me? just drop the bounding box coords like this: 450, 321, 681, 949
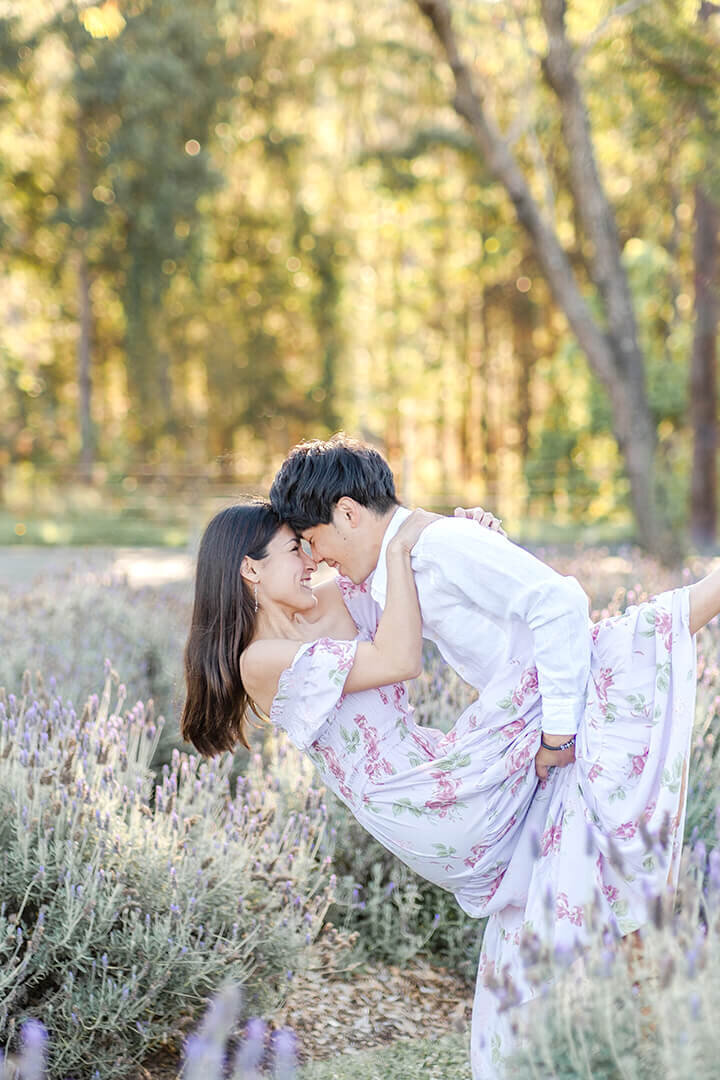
240, 556, 259, 586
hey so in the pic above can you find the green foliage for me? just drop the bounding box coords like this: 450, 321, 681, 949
0, 671, 332, 1078
0, 575, 188, 740
506, 844, 720, 1080
299, 1033, 471, 1079
2, 550, 720, 1075
0, 1, 719, 537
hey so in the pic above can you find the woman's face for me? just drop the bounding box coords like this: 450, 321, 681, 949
255, 525, 318, 612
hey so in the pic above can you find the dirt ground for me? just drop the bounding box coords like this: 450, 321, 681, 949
137, 956, 473, 1078
4, 545, 473, 1076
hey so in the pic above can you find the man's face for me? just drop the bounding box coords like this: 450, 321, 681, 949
302, 504, 380, 584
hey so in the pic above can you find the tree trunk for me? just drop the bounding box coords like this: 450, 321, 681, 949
689, 3, 720, 549
77, 249, 94, 475
690, 189, 720, 549
76, 112, 94, 476
414, 0, 662, 552
511, 286, 535, 464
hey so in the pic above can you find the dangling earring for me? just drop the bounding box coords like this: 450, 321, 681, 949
254, 584, 258, 613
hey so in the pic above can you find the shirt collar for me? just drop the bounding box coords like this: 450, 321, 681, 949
369, 505, 411, 607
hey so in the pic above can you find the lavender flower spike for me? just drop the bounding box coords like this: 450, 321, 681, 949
182, 1034, 223, 1080
20, 1019, 48, 1080
272, 1028, 297, 1080
232, 1018, 266, 1078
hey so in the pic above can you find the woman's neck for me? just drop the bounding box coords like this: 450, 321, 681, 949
253, 602, 320, 644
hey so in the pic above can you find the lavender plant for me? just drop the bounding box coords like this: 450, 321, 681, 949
4, 548, 720, 1062
506, 837, 720, 1079
181, 985, 298, 1080
0, 574, 189, 758
0, 671, 332, 1079
0, 994, 300, 1080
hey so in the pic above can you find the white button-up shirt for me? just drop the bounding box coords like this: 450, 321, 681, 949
370, 507, 590, 735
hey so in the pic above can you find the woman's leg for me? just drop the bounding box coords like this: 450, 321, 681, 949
689, 562, 720, 634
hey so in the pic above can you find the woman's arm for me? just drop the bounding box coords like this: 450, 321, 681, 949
342, 519, 425, 692
242, 511, 435, 710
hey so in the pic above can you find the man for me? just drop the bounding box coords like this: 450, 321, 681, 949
269, 434, 596, 1077
269, 434, 589, 781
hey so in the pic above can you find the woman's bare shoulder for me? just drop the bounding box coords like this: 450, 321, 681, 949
241, 639, 303, 696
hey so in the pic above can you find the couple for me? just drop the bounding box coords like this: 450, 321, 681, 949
182, 435, 714, 1078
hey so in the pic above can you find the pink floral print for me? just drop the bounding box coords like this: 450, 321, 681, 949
540, 820, 562, 856
355, 714, 395, 781
556, 891, 584, 927
627, 746, 649, 779
511, 666, 539, 709
593, 667, 615, 722
270, 581, 696, 1080
424, 770, 464, 819
500, 718, 526, 740
312, 742, 355, 805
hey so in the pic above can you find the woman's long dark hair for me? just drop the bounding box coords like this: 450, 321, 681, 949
181, 502, 281, 756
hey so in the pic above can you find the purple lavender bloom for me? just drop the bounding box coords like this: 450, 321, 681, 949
709, 850, 720, 891
183, 1034, 223, 1080
233, 1018, 266, 1074
694, 839, 707, 869
20, 1019, 47, 1080
271, 1028, 297, 1080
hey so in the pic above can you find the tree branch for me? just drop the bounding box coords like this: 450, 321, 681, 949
578, 0, 653, 61
414, 0, 615, 387
540, 0, 644, 375
414, 0, 661, 548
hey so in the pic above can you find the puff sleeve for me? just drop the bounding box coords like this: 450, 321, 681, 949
335, 576, 381, 638
269, 638, 358, 750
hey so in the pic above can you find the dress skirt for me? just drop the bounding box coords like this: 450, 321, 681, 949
471, 587, 697, 1078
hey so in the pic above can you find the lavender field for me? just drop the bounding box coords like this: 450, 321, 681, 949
1, 547, 720, 1079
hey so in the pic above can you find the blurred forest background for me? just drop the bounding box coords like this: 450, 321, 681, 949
0, 0, 718, 556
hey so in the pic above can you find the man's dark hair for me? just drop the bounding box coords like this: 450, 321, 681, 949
269, 434, 399, 531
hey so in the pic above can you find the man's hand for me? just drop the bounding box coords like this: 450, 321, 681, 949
454, 506, 507, 537
535, 733, 576, 780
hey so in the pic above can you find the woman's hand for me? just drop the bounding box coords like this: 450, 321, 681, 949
390, 509, 442, 554
454, 505, 506, 537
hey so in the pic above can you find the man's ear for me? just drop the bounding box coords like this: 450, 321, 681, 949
335, 497, 362, 528
240, 556, 259, 585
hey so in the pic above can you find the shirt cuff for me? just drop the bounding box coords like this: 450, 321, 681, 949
540, 696, 582, 736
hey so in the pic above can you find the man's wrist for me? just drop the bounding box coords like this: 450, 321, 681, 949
540, 734, 576, 752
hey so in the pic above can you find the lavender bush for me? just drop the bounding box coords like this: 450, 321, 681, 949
0, 671, 332, 1079
181, 985, 298, 1080
504, 836, 720, 1079
3, 548, 720, 1077
0, 574, 190, 763
0, 993, 300, 1080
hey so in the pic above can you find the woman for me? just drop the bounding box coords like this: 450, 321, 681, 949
181, 502, 715, 1078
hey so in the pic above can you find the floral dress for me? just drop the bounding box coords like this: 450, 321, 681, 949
270, 579, 696, 1079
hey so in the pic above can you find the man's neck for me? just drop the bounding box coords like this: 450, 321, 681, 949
367, 504, 412, 602
367, 505, 404, 564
